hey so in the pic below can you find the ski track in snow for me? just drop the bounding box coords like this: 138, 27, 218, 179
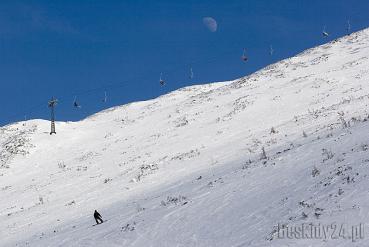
2, 29, 369, 246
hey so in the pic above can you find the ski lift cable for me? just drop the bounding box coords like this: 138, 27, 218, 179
3, 40, 273, 125
3, 47, 247, 124
1, 101, 46, 126
155, 38, 258, 77
156, 42, 250, 76
5, 17, 357, 126
2, 47, 246, 125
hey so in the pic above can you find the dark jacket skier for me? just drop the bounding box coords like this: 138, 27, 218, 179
94, 210, 103, 224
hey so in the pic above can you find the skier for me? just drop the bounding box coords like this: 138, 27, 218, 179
94, 210, 103, 224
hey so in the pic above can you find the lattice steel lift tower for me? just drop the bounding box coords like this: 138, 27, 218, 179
48, 97, 58, 135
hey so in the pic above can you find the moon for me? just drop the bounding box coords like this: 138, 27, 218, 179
203, 17, 217, 32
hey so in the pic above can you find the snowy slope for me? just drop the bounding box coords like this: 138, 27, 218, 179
2, 29, 369, 246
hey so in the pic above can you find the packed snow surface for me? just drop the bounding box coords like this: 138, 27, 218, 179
2, 29, 369, 246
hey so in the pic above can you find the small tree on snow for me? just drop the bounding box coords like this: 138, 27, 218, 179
338, 111, 349, 128
311, 167, 320, 177
260, 147, 267, 160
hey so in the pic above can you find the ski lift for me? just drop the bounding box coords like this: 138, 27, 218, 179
189, 67, 194, 79
73, 96, 81, 108
241, 48, 248, 61
346, 20, 351, 34
23, 115, 27, 126
322, 26, 329, 37
269, 45, 274, 56
102, 91, 107, 103
159, 73, 165, 86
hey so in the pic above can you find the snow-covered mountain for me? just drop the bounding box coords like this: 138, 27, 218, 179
2, 28, 369, 247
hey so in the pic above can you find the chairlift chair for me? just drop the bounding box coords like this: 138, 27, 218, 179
189, 67, 194, 79
102, 91, 107, 103
73, 96, 81, 108
241, 48, 248, 61
269, 45, 274, 56
346, 20, 351, 34
159, 73, 165, 86
322, 26, 329, 37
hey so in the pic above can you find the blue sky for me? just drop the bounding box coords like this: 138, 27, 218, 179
1, 0, 369, 125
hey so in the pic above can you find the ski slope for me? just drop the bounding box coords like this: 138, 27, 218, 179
2, 28, 369, 246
